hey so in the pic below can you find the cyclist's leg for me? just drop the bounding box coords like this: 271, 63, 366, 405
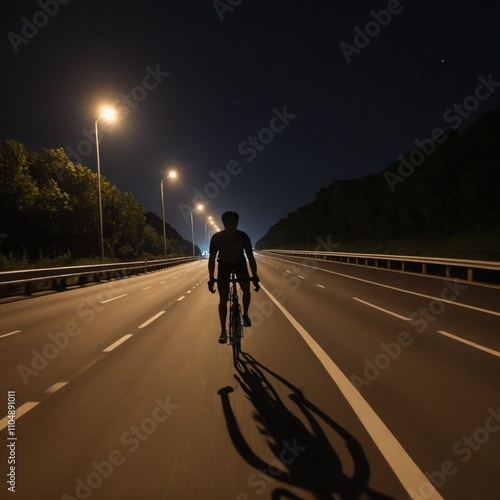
217, 261, 231, 334
217, 282, 229, 331
236, 259, 251, 317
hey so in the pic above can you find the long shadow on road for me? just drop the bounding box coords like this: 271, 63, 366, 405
217, 352, 395, 500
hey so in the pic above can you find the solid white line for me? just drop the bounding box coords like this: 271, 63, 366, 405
437, 330, 500, 358
100, 294, 128, 304
103, 334, 133, 352
44, 382, 68, 394
353, 297, 411, 321
0, 330, 21, 339
138, 311, 165, 329
260, 283, 444, 500
0, 402, 40, 431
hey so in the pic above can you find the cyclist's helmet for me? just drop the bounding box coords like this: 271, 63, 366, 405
221, 211, 239, 225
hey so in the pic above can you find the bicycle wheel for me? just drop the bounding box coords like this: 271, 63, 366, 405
231, 308, 242, 364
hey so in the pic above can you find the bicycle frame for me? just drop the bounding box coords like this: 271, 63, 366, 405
212, 274, 259, 365
228, 276, 243, 364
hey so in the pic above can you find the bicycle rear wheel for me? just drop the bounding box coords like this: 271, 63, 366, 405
231, 310, 242, 365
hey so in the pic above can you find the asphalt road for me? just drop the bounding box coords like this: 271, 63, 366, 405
0, 255, 499, 500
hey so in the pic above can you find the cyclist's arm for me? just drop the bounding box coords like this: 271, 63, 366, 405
247, 252, 258, 279
244, 238, 258, 281
208, 253, 216, 281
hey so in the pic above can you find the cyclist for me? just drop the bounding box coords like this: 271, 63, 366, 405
208, 211, 259, 343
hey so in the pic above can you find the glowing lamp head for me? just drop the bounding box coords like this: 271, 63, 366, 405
101, 108, 115, 120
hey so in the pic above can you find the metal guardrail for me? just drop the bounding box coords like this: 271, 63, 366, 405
0, 256, 200, 298
260, 250, 500, 285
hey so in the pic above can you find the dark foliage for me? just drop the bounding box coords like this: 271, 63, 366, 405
256, 109, 500, 257
0, 141, 193, 262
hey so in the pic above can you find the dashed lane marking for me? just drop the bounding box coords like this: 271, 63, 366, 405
0, 330, 21, 339
353, 297, 411, 321
100, 294, 128, 304
103, 334, 134, 352
437, 330, 500, 358
138, 311, 165, 329
44, 382, 69, 394
0, 402, 39, 431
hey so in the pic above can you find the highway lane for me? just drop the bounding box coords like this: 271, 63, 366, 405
0, 255, 498, 499
0, 261, 207, 408
2, 259, 407, 499
255, 254, 500, 499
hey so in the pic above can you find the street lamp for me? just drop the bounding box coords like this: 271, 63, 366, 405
160, 170, 177, 256
95, 107, 116, 261
204, 217, 214, 253
190, 204, 203, 256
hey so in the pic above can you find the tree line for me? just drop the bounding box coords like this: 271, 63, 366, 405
0, 140, 193, 264
256, 108, 500, 258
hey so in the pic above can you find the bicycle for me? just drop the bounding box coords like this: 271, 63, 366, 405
211, 273, 259, 365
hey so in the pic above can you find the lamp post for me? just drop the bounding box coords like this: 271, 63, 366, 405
204, 217, 213, 254
95, 107, 115, 261
160, 170, 177, 256
190, 204, 203, 256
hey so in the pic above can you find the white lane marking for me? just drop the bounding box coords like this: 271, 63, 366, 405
177, 296, 185, 301
142, 286, 152, 291
0, 402, 40, 431
100, 294, 128, 304
298, 275, 305, 279
138, 311, 165, 329
437, 330, 500, 358
353, 297, 411, 321
103, 334, 133, 352
0, 330, 21, 339
260, 283, 444, 500
186, 290, 192, 294
316, 284, 325, 289
266, 256, 500, 318
44, 382, 68, 394
159, 280, 167, 284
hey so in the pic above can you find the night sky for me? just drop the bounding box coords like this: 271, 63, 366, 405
2, 0, 500, 249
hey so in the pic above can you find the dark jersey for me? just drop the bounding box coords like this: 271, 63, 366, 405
209, 229, 252, 264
